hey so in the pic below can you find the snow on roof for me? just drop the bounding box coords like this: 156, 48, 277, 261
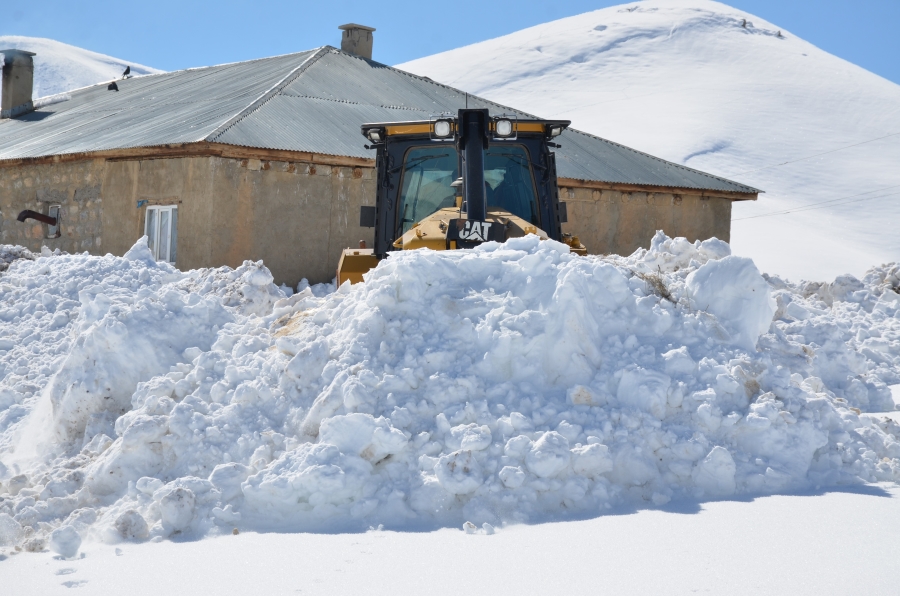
0, 46, 758, 195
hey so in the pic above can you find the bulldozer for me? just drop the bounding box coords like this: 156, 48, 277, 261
337, 108, 586, 284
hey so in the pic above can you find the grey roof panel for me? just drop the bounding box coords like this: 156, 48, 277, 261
215, 95, 432, 157
0, 47, 758, 194
0, 50, 317, 158
554, 129, 756, 193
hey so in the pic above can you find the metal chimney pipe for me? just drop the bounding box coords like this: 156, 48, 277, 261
338, 24, 375, 60
17, 210, 57, 225
1, 49, 36, 119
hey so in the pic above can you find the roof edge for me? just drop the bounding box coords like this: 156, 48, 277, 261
0, 141, 376, 170
556, 177, 758, 201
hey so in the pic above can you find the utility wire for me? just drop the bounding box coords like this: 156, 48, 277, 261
728, 131, 900, 177
733, 185, 900, 221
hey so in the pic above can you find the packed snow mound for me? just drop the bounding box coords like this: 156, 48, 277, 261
0, 36, 161, 98
0, 236, 898, 550
398, 0, 900, 282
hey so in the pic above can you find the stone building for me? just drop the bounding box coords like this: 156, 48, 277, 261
0, 30, 758, 285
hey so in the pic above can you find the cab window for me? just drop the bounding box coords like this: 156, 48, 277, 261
484, 145, 540, 225
396, 144, 540, 234
397, 147, 458, 235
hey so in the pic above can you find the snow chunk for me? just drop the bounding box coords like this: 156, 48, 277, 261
662, 347, 696, 376
114, 510, 149, 540
686, 256, 776, 350
209, 464, 252, 502
571, 443, 613, 477
525, 432, 571, 478
568, 385, 608, 407
449, 424, 492, 451
617, 367, 671, 419
436, 450, 483, 494
0, 513, 23, 546
242, 444, 373, 518
499, 466, 526, 488
319, 414, 408, 463
692, 446, 737, 497
156, 487, 196, 533
123, 236, 157, 265
49, 525, 81, 558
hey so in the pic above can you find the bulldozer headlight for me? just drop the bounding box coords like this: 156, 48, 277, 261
495, 118, 514, 137
433, 119, 452, 138
548, 124, 564, 138
365, 128, 383, 143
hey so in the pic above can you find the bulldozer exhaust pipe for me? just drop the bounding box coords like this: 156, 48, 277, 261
459, 109, 489, 222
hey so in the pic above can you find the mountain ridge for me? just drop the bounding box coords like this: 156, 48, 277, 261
398, 0, 900, 281
0, 35, 162, 98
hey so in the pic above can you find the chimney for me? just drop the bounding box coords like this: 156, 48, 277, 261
1, 49, 36, 119
338, 24, 375, 60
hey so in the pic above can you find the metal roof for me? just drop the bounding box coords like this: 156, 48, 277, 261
0, 47, 758, 195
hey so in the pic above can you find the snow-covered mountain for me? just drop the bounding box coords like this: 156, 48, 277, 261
0, 36, 161, 98
398, 0, 900, 282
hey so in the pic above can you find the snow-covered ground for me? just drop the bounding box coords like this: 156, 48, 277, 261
398, 0, 900, 283
4, 484, 899, 595
2, 4, 899, 582
0, 236, 897, 559
0, 36, 160, 99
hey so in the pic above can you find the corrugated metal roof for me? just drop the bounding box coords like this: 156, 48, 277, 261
0, 50, 318, 158
0, 47, 758, 195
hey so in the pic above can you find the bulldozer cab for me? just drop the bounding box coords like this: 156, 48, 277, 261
359, 109, 573, 257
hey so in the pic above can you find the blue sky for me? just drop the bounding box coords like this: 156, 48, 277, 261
4, 0, 899, 85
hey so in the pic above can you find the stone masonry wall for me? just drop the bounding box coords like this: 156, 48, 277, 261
0, 159, 105, 253
559, 186, 733, 256
1, 156, 737, 286
100, 156, 377, 286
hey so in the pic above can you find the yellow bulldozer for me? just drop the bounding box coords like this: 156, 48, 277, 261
337, 109, 586, 284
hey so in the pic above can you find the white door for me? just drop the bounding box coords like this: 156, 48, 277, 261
144, 205, 178, 263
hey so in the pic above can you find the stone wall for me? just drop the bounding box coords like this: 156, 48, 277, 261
559, 186, 733, 256
0, 154, 739, 287
0, 159, 105, 253
100, 156, 377, 285
0, 154, 377, 286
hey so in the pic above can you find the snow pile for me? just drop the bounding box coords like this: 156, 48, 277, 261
0, 236, 898, 552
0, 36, 161, 98
398, 0, 900, 281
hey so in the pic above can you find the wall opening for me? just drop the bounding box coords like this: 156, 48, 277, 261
47, 204, 60, 238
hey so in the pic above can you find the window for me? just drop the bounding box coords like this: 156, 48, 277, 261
145, 205, 178, 263
47, 205, 60, 238
397, 147, 458, 235
483, 146, 540, 225
396, 145, 540, 234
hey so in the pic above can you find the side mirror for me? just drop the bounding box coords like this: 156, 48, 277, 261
360, 206, 376, 228
558, 201, 568, 224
